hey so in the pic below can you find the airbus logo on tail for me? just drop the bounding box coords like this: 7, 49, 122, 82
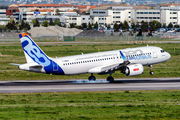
21, 36, 51, 66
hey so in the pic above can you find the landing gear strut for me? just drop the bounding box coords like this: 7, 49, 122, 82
149, 65, 154, 75
106, 72, 114, 82
88, 73, 96, 81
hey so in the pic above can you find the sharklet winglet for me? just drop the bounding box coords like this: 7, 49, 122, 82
120, 51, 127, 61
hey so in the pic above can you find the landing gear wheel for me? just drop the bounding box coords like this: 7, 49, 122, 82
107, 76, 114, 82
149, 65, 154, 75
150, 71, 154, 75
88, 76, 96, 81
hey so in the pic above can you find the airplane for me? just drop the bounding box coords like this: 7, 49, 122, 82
13, 33, 171, 82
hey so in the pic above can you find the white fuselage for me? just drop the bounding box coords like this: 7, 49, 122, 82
51, 46, 170, 75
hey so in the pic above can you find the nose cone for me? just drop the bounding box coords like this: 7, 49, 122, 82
166, 52, 171, 60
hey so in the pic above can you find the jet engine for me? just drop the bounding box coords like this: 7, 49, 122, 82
125, 64, 144, 76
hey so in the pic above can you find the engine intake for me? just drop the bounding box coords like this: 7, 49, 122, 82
125, 64, 144, 76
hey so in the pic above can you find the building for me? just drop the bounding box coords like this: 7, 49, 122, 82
60, 12, 90, 26
0, 18, 10, 25
14, 11, 59, 23
18, 4, 75, 12
90, 6, 180, 26
0, 7, 10, 25
90, 6, 132, 25
0, 9, 7, 18
159, 7, 180, 26
7, 3, 180, 27
131, 9, 161, 23
7, 4, 19, 17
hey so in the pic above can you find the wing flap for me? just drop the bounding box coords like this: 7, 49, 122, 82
88, 63, 119, 73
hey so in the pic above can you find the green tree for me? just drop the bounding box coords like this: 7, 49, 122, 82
54, 20, 60, 26
70, 23, 75, 28
33, 19, 40, 27
88, 22, 92, 30
12, 20, 16, 26
122, 20, 129, 31
153, 20, 158, 25
19, 20, 25, 30
114, 23, 119, 32
94, 22, 98, 29
156, 22, 161, 29
82, 23, 87, 29
167, 22, 173, 28
49, 18, 55, 26
119, 22, 123, 29
107, 24, 111, 29
10, 18, 13, 24
149, 21, 155, 31
174, 24, 179, 28
41, 20, 49, 27
6, 20, 17, 30
141, 21, 148, 32
136, 22, 140, 28
76, 25, 83, 29
6, 22, 12, 30
55, 9, 61, 15
25, 22, 31, 30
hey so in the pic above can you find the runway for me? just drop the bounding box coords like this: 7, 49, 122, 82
0, 78, 180, 93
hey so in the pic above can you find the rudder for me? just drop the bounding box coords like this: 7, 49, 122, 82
19, 33, 51, 66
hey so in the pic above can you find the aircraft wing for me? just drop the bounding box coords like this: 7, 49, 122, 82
88, 63, 120, 73
88, 51, 131, 74
88, 61, 132, 74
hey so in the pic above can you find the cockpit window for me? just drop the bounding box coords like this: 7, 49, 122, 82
161, 50, 165, 53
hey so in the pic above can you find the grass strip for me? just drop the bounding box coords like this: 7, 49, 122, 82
0, 90, 180, 119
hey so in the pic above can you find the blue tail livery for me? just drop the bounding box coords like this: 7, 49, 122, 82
18, 33, 64, 75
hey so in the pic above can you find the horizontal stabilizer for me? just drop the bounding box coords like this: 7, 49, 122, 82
10, 63, 22, 66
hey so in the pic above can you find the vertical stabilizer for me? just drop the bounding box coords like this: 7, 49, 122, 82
18, 33, 65, 75
19, 33, 50, 66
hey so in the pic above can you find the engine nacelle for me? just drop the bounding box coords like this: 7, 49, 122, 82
125, 64, 144, 76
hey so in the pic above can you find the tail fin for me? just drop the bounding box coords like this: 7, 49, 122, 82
19, 33, 51, 67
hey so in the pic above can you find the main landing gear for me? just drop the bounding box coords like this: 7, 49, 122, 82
149, 65, 154, 75
88, 73, 96, 81
88, 73, 114, 82
106, 72, 114, 82
106, 76, 114, 82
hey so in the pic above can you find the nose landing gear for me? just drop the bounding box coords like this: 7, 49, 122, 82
149, 65, 154, 75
